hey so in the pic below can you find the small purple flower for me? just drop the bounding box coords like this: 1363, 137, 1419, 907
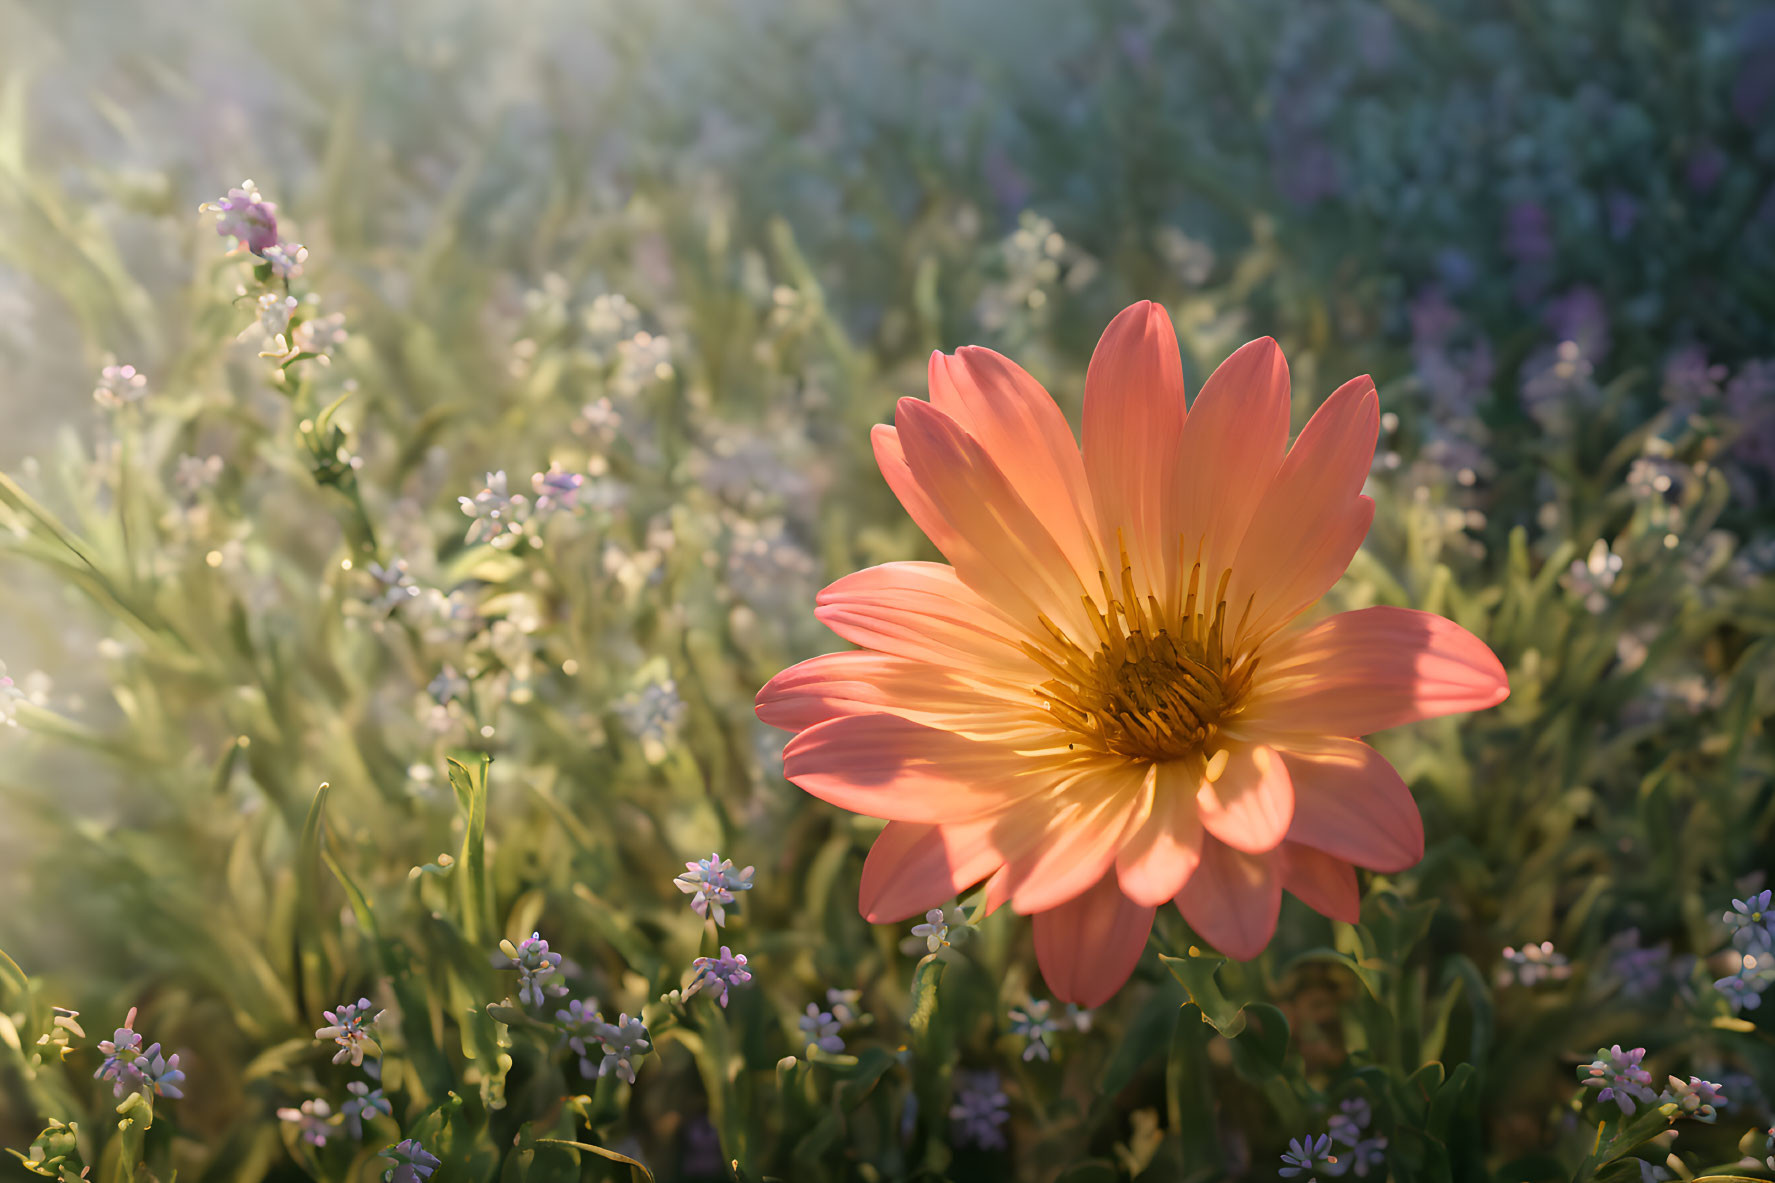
1661, 1075, 1725, 1122
1279, 1133, 1336, 1178
262, 243, 308, 278
139, 1048, 185, 1099
557, 998, 606, 1077
202, 180, 279, 255
315, 998, 385, 1066
949, 1069, 1010, 1151
1577, 1045, 1658, 1115
799, 1003, 844, 1054
1007, 997, 1062, 1062
380, 1138, 441, 1183
1726, 891, 1775, 952
277, 1098, 333, 1147
686, 946, 752, 1008
824, 988, 862, 1027
459, 471, 530, 549
497, 933, 566, 1009
673, 852, 755, 927
531, 463, 586, 514
340, 1082, 391, 1139
595, 1013, 650, 1084
1716, 965, 1770, 1012
1327, 1097, 1370, 1145
94, 1007, 150, 1097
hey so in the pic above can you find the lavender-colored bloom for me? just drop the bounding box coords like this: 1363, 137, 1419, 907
686, 946, 752, 1008
1544, 286, 1609, 365
380, 1138, 441, 1183
557, 998, 606, 1077
531, 463, 585, 514
1637, 1162, 1674, 1183
949, 1070, 1010, 1151
1577, 1045, 1658, 1115
615, 678, 687, 755
673, 852, 755, 927
1498, 941, 1571, 986
315, 998, 385, 1066
1725, 891, 1775, 952
366, 560, 420, 611
595, 1013, 650, 1084
278, 1098, 333, 1147
139, 1048, 185, 1099
1660, 1075, 1725, 1122
459, 471, 530, 548
1326, 1136, 1387, 1178
1327, 1097, 1370, 1145
202, 181, 279, 255
799, 1003, 844, 1054
824, 988, 862, 1027
1605, 191, 1639, 241
427, 665, 469, 705
1279, 1133, 1336, 1178
340, 1082, 391, 1139
93, 363, 148, 408
497, 933, 566, 1008
1714, 969, 1768, 1012
94, 1007, 148, 1097
263, 243, 308, 278
1604, 929, 1671, 998
909, 907, 969, 954
1007, 997, 1062, 1062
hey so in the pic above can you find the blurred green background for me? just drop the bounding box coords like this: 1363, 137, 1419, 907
1, 0, 1773, 1179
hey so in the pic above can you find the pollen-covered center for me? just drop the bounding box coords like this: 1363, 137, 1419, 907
1025, 555, 1256, 762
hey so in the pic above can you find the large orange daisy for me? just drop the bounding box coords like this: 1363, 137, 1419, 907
756, 302, 1509, 1006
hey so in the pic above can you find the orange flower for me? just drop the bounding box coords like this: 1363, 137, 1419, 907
756, 302, 1508, 1006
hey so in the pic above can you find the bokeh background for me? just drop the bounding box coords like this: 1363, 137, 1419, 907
2, 0, 1774, 1179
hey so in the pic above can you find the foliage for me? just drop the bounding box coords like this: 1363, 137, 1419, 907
1, 0, 1773, 1180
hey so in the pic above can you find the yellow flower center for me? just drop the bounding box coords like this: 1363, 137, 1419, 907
1025, 552, 1257, 762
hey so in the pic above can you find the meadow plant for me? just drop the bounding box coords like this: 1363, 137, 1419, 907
1, 1, 1773, 1180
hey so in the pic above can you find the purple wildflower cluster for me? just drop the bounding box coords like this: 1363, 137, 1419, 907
686, 946, 753, 1008
1577, 1046, 1657, 1115
315, 997, 385, 1066
949, 1070, 1010, 1150
556, 998, 651, 1085
93, 1007, 185, 1101
498, 932, 567, 1008
1714, 891, 1775, 1012
1278, 1097, 1386, 1178
673, 851, 755, 927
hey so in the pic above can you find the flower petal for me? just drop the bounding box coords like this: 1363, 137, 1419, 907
1032, 872, 1157, 1007
1173, 836, 1281, 961
814, 562, 1036, 678
1081, 302, 1186, 593
755, 651, 1042, 743
781, 714, 1059, 822
859, 820, 1018, 923
929, 347, 1103, 582
1171, 337, 1291, 600
893, 399, 1095, 636
1243, 606, 1510, 736
1278, 841, 1360, 923
1001, 762, 1150, 914
1229, 375, 1380, 640
1115, 762, 1206, 906
1196, 743, 1294, 854
1276, 738, 1423, 872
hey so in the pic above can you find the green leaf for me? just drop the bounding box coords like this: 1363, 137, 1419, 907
534, 1140, 654, 1183
1158, 952, 1246, 1036
1228, 1002, 1289, 1081
0, 945, 27, 1004
1098, 982, 1182, 1101
447, 754, 493, 948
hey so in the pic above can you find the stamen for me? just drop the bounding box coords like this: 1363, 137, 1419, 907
1028, 542, 1256, 762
